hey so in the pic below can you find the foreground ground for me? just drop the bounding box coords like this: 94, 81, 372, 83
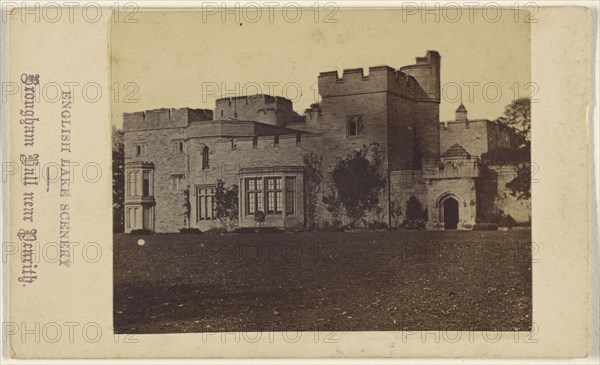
114, 230, 531, 333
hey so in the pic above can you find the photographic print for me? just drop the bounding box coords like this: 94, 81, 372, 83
112, 9, 532, 334
4, 2, 593, 359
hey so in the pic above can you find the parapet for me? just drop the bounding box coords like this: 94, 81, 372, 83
318, 65, 416, 98
123, 107, 213, 131
318, 51, 441, 102
303, 102, 322, 124
215, 94, 292, 108
215, 94, 294, 127
399, 50, 441, 102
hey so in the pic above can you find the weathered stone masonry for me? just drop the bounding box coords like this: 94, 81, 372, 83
122, 51, 528, 233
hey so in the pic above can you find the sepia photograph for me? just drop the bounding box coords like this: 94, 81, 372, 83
111, 9, 533, 334
4, 1, 596, 360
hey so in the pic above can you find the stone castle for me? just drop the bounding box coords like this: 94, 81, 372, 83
122, 51, 530, 233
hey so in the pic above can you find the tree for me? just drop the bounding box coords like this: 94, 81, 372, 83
401, 196, 428, 230
497, 97, 531, 142
323, 143, 386, 227
506, 164, 531, 201
112, 126, 125, 233
182, 186, 191, 229
303, 152, 323, 229
322, 186, 343, 227
494, 98, 532, 200
214, 179, 239, 228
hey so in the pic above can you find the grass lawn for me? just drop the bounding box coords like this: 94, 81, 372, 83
113, 230, 531, 333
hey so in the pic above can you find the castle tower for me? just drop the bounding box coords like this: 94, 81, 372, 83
455, 103, 468, 122
214, 95, 294, 127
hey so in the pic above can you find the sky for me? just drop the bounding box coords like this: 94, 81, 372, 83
111, 9, 531, 128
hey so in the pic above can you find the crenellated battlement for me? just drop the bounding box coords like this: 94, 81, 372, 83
318, 51, 440, 102
215, 94, 294, 127
302, 102, 323, 124
123, 107, 213, 131
399, 50, 441, 102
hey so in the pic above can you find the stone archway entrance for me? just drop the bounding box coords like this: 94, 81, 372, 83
443, 197, 459, 230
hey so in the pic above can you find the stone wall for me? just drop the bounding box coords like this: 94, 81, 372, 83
440, 119, 523, 158
390, 170, 477, 230
215, 95, 294, 126
184, 133, 325, 230
399, 50, 441, 102
425, 177, 477, 230
389, 171, 428, 228
124, 127, 188, 232
440, 120, 489, 157
477, 164, 531, 223
124, 107, 213, 132
386, 97, 440, 172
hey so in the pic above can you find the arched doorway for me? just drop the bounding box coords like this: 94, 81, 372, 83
443, 197, 459, 229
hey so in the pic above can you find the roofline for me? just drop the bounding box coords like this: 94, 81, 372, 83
189, 119, 311, 135
214, 94, 292, 103
441, 119, 492, 124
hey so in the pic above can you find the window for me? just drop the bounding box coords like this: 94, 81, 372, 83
252, 136, 258, 148
231, 138, 236, 150
196, 186, 215, 221
128, 208, 137, 229
296, 133, 302, 145
178, 141, 184, 152
126, 168, 153, 197
142, 171, 150, 197
202, 146, 210, 171
134, 144, 147, 157
143, 207, 151, 229
347, 115, 364, 137
265, 177, 282, 214
285, 177, 296, 215
220, 109, 224, 118
126, 171, 136, 196
171, 174, 184, 191
274, 135, 279, 146
245, 178, 264, 215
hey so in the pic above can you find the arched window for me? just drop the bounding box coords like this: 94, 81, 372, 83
135, 145, 141, 156
202, 146, 209, 171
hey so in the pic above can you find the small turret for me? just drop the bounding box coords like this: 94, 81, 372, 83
455, 103, 468, 123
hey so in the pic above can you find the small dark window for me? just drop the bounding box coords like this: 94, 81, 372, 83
348, 119, 357, 136
135, 145, 141, 156
142, 171, 150, 197
274, 135, 279, 146
296, 133, 301, 145
202, 146, 210, 171
252, 136, 258, 148
178, 141, 183, 152
231, 138, 236, 150
347, 115, 364, 137
220, 110, 223, 117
